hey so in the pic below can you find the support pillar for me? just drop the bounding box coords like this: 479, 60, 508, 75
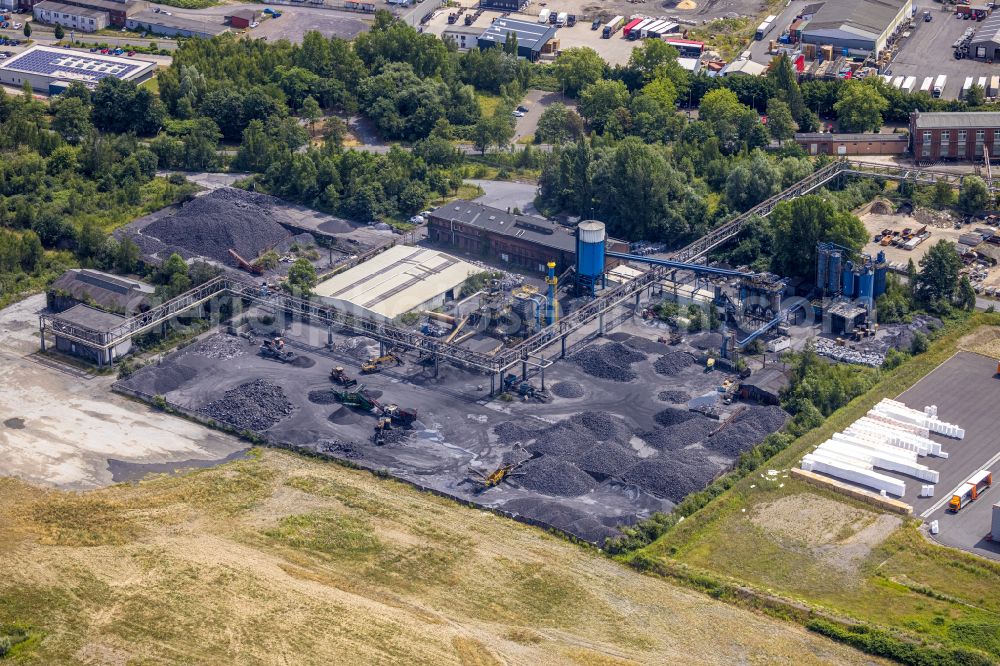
327, 325, 334, 347
490, 372, 496, 397
599, 312, 605, 336
379, 340, 386, 356
521, 360, 527, 380
434, 354, 439, 378
540, 360, 545, 391
561, 336, 566, 358
39, 320, 45, 352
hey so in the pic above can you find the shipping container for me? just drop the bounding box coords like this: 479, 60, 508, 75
979, 76, 989, 92
755, 18, 774, 40
649, 21, 679, 37
641, 19, 666, 38
949, 469, 992, 512
991, 75, 1000, 97
991, 502, 1000, 540
891, 75, 904, 88
963, 76, 974, 98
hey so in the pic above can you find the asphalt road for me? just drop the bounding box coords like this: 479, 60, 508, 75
514, 90, 576, 142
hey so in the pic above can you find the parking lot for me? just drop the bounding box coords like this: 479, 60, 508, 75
894, 351, 1000, 560
887, 4, 1000, 99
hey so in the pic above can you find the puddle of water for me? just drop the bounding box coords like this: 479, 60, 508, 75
107, 448, 252, 483
629, 435, 656, 459
3, 417, 25, 429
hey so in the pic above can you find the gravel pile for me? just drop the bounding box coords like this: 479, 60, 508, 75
623, 450, 720, 503
572, 441, 638, 478
570, 410, 631, 441
194, 335, 248, 360
654, 352, 696, 376
658, 390, 691, 403
641, 415, 715, 451
654, 407, 696, 427
289, 356, 316, 369
571, 342, 646, 382
705, 405, 789, 458
152, 364, 197, 394
518, 457, 596, 497
494, 421, 540, 444
550, 381, 585, 399
143, 188, 291, 266
689, 332, 724, 351
308, 389, 340, 405
526, 422, 591, 457
200, 379, 293, 431
374, 428, 408, 445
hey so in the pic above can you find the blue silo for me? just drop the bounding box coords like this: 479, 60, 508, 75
858, 267, 875, 306
816, 245, 829, 291
842, 260, 856, 298
576, 220, 606, 296
873, 250, 888, 299
828, 250, 842, 293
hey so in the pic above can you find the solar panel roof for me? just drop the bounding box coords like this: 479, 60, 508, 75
1, 46, 149, 86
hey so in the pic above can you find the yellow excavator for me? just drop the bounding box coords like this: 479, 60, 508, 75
361, 352, 402, 374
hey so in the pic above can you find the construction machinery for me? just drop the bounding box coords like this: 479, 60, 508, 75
501, 373, 549, 401
361, 352, 402, 374
259, 337, 295, 362
330, 366, 358, 388
228, 248, 264, 275
334, 384, 417, 428
949, 469, 992, 512
467, 454, 528, 491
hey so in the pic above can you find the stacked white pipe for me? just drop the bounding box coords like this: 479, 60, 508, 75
871, 399, 965, 439
846, 416, 944, 457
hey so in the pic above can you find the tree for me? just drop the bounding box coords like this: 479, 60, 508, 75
23, 22, 30, 38
833, 80, 888, 133
472, 112, 513, 154
552, 47, 605, 97
535, 103, 585, 144
287, 258, 317, 295
115, 235, 141, 274
54, 24, 64, 40
765, 98, 796, 145
914, 239, 962, 307
768, 195, 868, 278
91, 78, 165, 135
578, 79, 629, 133
957, 275, 977, 311
725, 150, 779, 211
301, 96, 322, 136
966, 83, 986, 107
502, 31, 518, 56
933, 179, 954, 207
627, 39, 689, 98
698, 88, 766, 153
767, 54, 805, 121
51, 96, 92, 144
959, 175, 990, 213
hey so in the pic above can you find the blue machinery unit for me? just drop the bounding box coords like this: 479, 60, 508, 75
576, 220, 607, 296
816, 242, 888, 308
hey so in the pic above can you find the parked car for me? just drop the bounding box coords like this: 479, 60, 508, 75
511, 110, 525, 117
591, 17, 601, 29
11, 22, 20, 28
516, 105, 528, 112
127, 50, 135, 56
924, 10, 932, 20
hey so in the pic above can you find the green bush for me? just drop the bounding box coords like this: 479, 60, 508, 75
805, 619, 993, 666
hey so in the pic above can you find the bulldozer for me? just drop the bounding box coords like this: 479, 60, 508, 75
259, 337, 296, 363
372, 405, 418, 445
330, 366, 358, 388
361, 352, 403, 374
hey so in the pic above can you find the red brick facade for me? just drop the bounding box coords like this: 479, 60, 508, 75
909, 112, 1000, 162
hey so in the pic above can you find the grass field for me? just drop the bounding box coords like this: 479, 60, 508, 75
0, 449, 890, 665
634, 316, 1000, 661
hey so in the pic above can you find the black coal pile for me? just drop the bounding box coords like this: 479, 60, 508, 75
570, 410, 631, 441
200, 379, 293, 431
517, 457, 596, 497
704, 405, 789, 458
551, 381, 585, 399
290, 356, 316, 369
654, 352, 696, 376
308, 389, 340, 405
658, 390, 691, 403
194, 334, 248, 360
143, 188, 291, 266
494, 421, 540, 444
641, 414, 715, 451
572, 441, 638, 478
623, 450, 720, 503
526, 422, 591, 457
374, 428, 408, 445
571, 342, 646, 382
320, 439, 360, 458
654, 407, 696, 427
500, 498, 617, 543
152, 364, 197, 394
689, 332, 724, 351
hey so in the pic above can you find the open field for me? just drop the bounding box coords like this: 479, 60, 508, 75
635, 317, 1000, 660
0, 447, 893, 664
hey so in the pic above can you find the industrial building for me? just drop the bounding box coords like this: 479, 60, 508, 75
910, 111, 1000, 162
969, 12, 1000, 61
125, 10, 229, 38
48, 269, 154, 314
478, 18, 558, 62
0, 45, 155, 93
442, 13, 495, 52
312, 245, 479, 321
739, 366, 790, 405
800, 0, 912, 56
48, 0, 133, 27
33, 0, 108, 32
794, 132, 908, 156
427, 201, 628, 274
47, 304, 132, 365
225, 8, 258, 28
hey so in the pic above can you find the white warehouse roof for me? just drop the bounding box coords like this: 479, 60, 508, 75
314, 245, 479, 321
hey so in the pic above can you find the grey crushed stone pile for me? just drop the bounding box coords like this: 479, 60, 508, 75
704, 405, 789, 458
658, 389, 691, 403
654, 407, 696, 427
517, 457, 597, 497
550, 381, 585, 399
494, 421, 541, 444
622, 450, 720, 503
689, 332, 724, 351
569, 410, 632, 441
571, 342, 646, 382
200, 379, 293, 431
572, 441, 638, 478
653, 352, 696, 376
308, 389, 340, 405
194, 334, 248, 360
143, 188, 291, 266
640, 414, 716, 451
152, 365, 197, 395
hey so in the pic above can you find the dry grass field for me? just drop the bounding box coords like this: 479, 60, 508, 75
0, 449, 886, 665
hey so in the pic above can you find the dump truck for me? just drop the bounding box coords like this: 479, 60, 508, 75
949, 469, 992, 512
361, 352, 402, 374
330, 366, 358, 388
259, 337, 295, 362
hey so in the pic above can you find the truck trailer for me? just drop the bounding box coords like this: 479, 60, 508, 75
602, 15, 624, 38
537, 8, 550, 23
920, 76, 933, 93
933, 74, 947, 98
949, 469, 992, 512
755, 14, 776, 40
624, 17, 648, 38
556, 11, 568, 25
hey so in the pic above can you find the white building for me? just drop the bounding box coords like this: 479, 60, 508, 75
0, 45, 156, 93
33, 0, 108, 32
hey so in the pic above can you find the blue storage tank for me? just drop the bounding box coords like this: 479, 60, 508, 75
842, 261, 856, 298
576, 220, 606, 295
816, 247, 829, 291
828, 251, 842, 293
873, 250, 888, 298
858, 269, 874, 305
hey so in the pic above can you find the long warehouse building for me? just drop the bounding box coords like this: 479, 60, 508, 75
800, 0, 912, 56
313, 245, 480, 322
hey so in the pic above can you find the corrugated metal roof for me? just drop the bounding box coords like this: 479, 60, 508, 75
51, 303, 126, 332
313, 245, 478, 320
795, 132, 907, 141
802, 0, 908, 41
971, 12, 1000, 47
429, 200, 578, 253
912, 111, 1000, 129
50, 269, 154, 313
